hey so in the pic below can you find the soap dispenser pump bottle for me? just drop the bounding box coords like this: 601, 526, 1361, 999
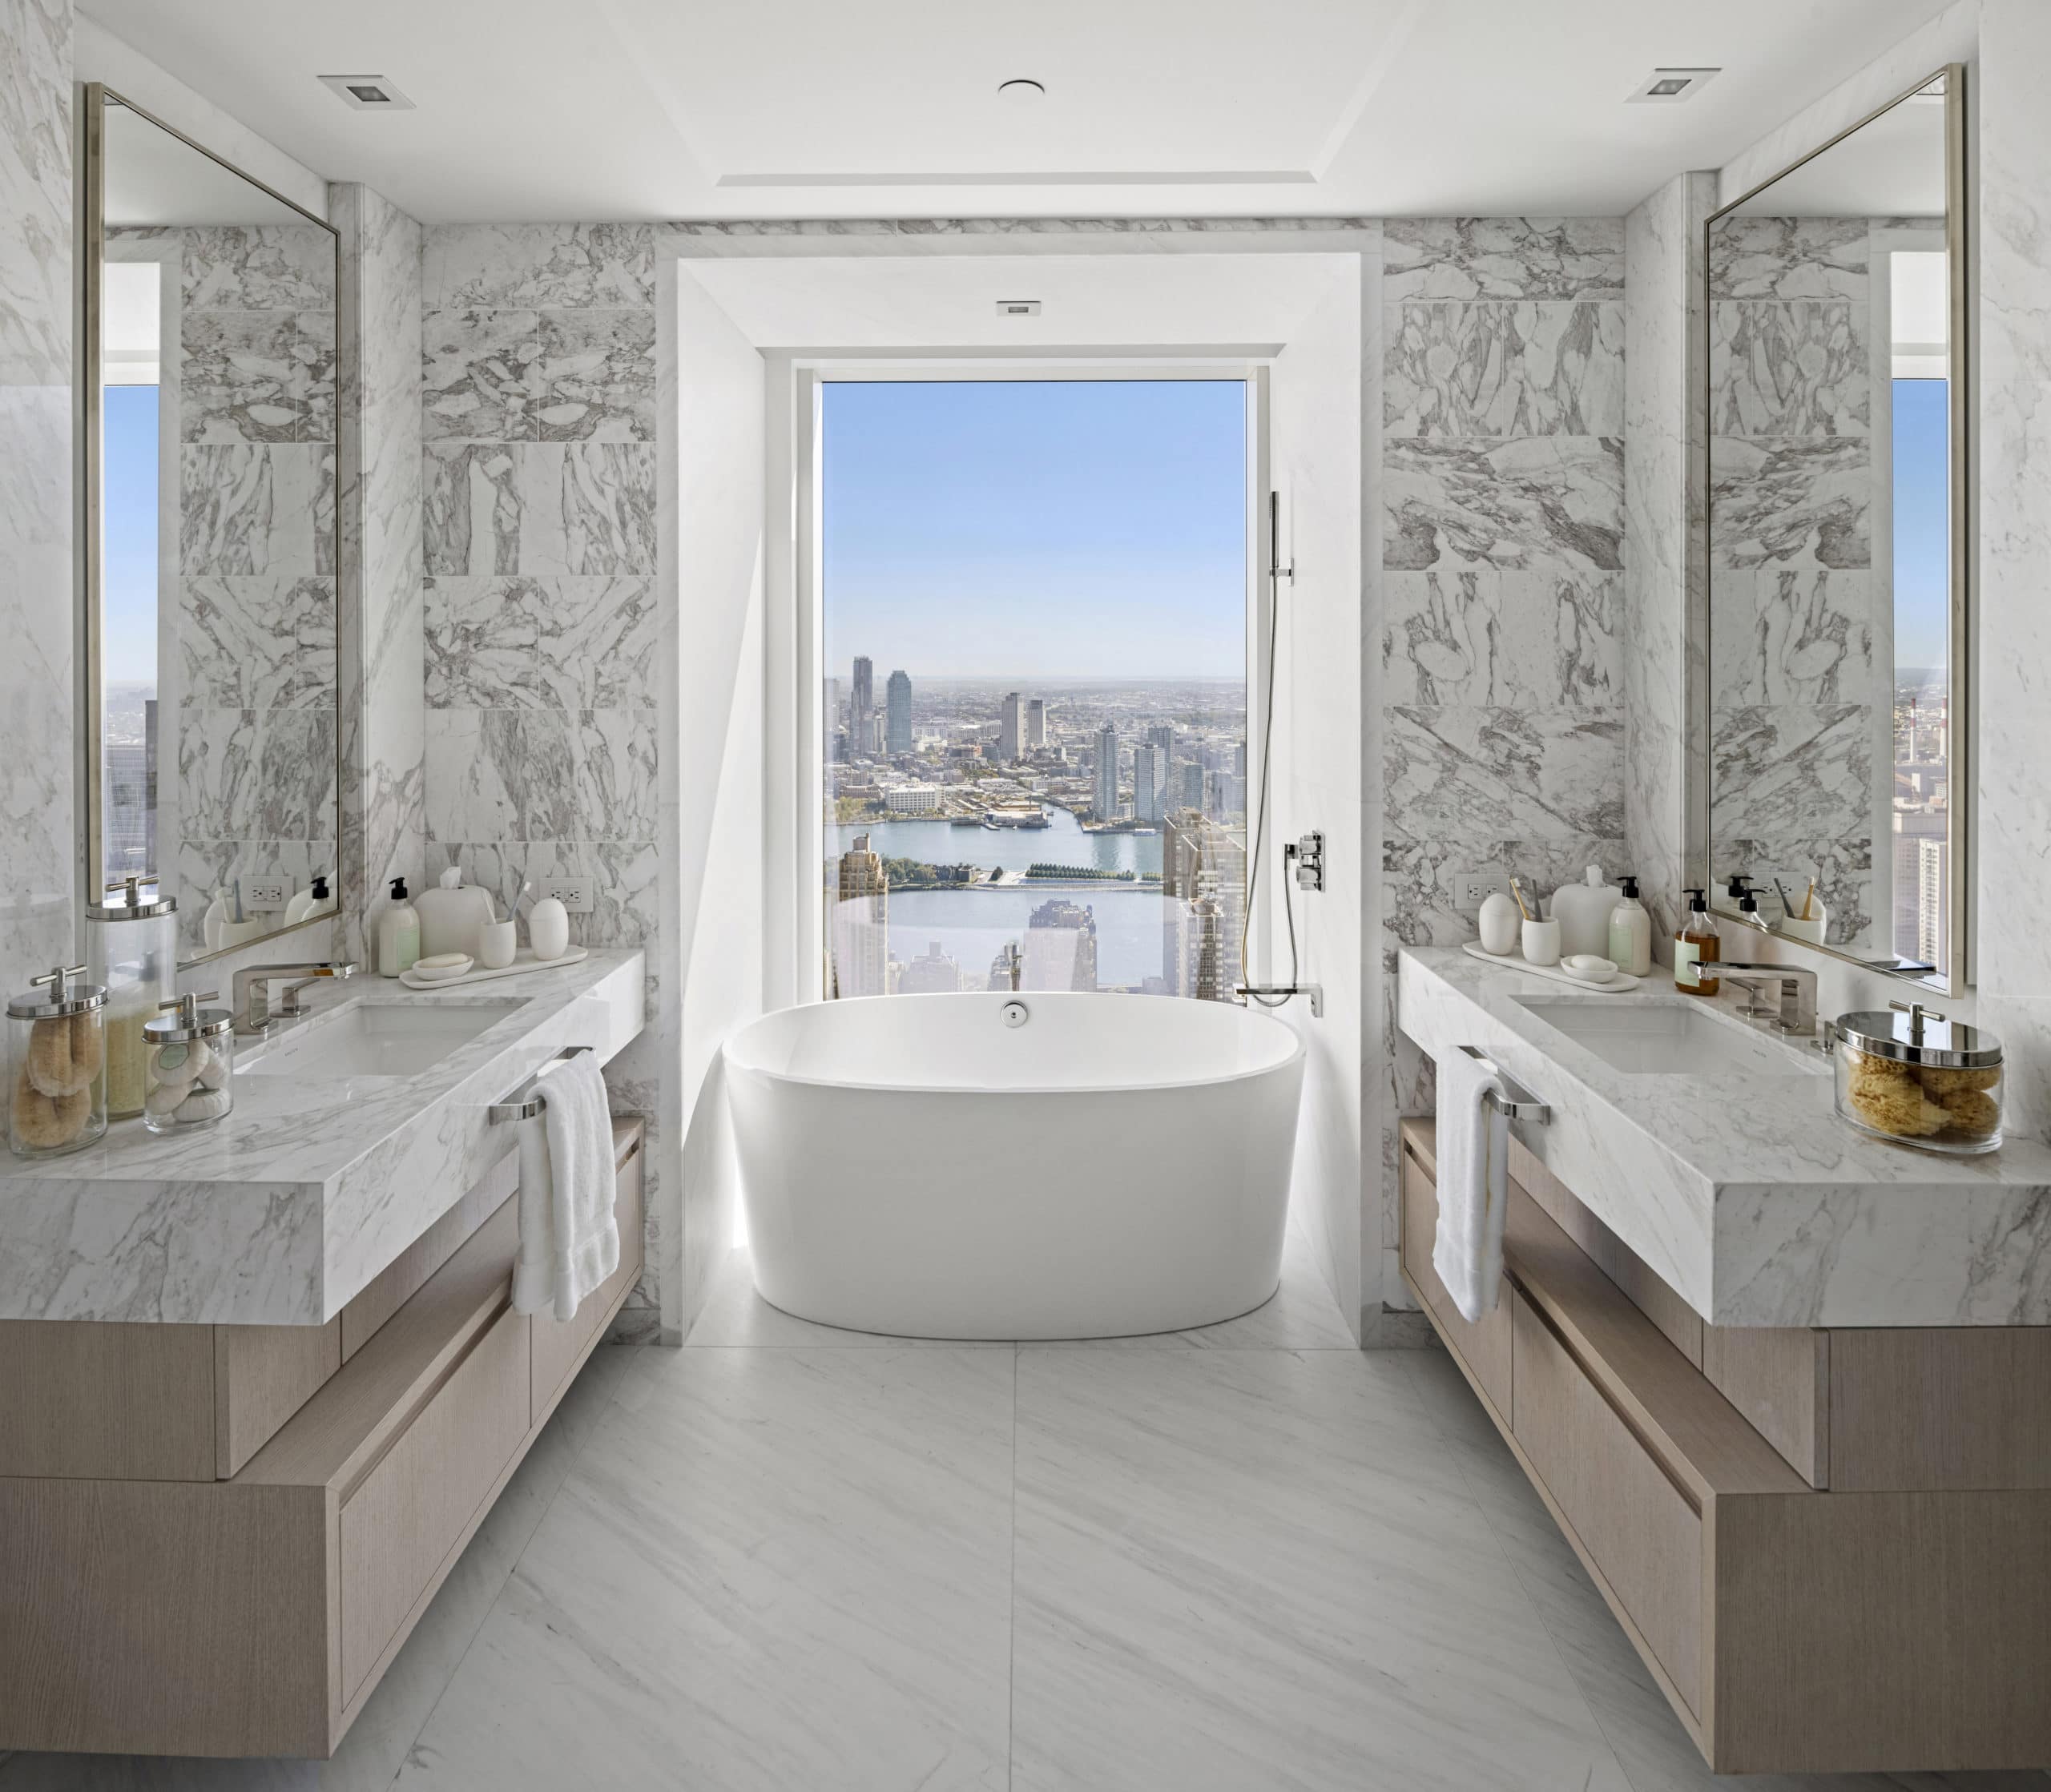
1607, 875, 1653, 977
1675, 888, 1720, 997
377, 878, 421, 978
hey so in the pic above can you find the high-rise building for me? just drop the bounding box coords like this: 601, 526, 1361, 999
885, 670, 913, 755
1024, 899, 1098, 992
1093, 724, 1120, 819
1916, 837, 1948, 967
1026, 698, 1048, 750
850, 656, 874, 755
1161, 811, 1246, 1001
1892, 808, 1944, 960
832, 832, 890, 998
1177, 761, 1204, 810
1133, 743, 1164, 823
997, 691, 1027, 763
1146, 724, 1176, 758
898, 939, 964, 994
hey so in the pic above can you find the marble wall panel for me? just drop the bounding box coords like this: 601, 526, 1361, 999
1709, 436, 1869, 570
1383, 217, 1623, 300
1710, 567, 1874, 707
1706, 215, 1868, 302
178, 704, 338, 840
179, 440, 335, 576
177, 574, 336, 709
1710, 300, 1869, 436
1385, 707, 1625, 840
1709, 704, 1872, 840
1381, 568, 1618, 709
422, 707, 657, 844
421, 223, 655, 309
1385, 300, 1622, 437
424, 839, 659, 949
1384, 434, 1624, 574
421, 306, 538, 441
535, 308, 657, 441
181, 223, 333, 310
423, 440, 656, 577
425, 574, 657, 711
0, 0, 75, 1000
172, 836, 337, 952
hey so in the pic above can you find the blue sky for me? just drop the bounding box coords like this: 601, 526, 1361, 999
822, 380, 1247, 680
103, 384, 160, 685
1892, 377, 1949, 675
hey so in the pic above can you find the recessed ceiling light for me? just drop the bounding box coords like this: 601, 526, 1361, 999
318, 74, 416, 111
1626, 67, 1720, 104
997, 79, 1046, 105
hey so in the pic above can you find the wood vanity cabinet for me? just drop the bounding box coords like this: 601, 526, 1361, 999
0, 1119, 645, 1759
1398, 1118, 2051, 1774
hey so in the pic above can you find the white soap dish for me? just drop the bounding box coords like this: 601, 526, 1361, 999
409, 952, 473, 983
398, 945, 588, 991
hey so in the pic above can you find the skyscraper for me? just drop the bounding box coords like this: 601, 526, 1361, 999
851, 656, 874, 755
1026, 698, 1048, 750
832, 832, 889, 998
1024, 899, 1098, 992
1094, 724, 1120, 820
1146, 724, 1176, 757
1133, 743, 1164, 824
998, 691, 1027, 763
885, 670, 913, 755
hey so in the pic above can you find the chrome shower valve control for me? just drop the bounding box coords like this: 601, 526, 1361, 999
1291, 832, 1325, 892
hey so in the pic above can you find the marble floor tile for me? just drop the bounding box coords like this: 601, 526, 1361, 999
395, 1347, 1016, 1792
1009, 1348, 1631, 1792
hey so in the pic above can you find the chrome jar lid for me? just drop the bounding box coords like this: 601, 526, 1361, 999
85, 874, 177, 921
7, 964, 110, 1020
142, 989, 232, 1043
1832, 1000, 2002, 1069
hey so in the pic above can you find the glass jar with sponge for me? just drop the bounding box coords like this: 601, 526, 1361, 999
1831, 1001, 2001, 1154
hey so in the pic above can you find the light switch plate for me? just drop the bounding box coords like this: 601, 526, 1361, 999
244, 880, 290, 910
540, 878, 594, 915
1454, 872, 1501, 912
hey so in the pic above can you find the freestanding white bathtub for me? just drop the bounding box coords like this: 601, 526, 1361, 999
723, 992, 1305, 1339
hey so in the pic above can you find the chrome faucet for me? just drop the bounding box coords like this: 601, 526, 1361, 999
232, 960, 359, 1036
1001, 943, 1022, 992
1717, 961, 1818, 1036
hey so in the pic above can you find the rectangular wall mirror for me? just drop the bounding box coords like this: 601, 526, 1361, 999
82, 85, 342, 963
1704, 66, 1966, 993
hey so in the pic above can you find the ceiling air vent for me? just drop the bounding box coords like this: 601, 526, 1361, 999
318, 74, 417, 111
1627, 68, 1720, 104
997, 300, 1042, 317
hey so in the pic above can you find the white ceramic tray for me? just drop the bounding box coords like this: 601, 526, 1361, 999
399, 944, 588, 991
1461, 940, 1642, 993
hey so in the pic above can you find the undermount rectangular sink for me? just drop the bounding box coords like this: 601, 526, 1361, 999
240, 1001, 526, 1080
1514, 997, 1822, 1078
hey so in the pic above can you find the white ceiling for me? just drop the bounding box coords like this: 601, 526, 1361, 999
103, 99, 313, 227
79, 0, 1960, 223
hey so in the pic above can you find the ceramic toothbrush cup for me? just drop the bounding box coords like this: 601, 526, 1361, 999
1521, 918, 1561, 967
479, 920, 518, 970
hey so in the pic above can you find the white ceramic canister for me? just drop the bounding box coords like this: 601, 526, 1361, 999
1550, 864, 1622, 959
1477, 891, 1521, 955
529, 896, 570, 962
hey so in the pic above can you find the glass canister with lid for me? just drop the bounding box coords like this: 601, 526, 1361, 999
1831, 1001, 2003, 1154
141, 990, 235, 1133
7, 964, 108, 1158
86, 876, 179, 1120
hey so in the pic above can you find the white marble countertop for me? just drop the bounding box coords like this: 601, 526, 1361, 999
1397, 946, 2051, 1328
0, 950, 646, 1326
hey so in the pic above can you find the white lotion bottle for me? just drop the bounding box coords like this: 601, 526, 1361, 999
377, 877, 421, 977
1606, 874, 1653, 976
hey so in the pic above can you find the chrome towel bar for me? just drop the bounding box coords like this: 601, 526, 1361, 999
1457, 1045, 1550, 1124
486, 1045, 592, 1122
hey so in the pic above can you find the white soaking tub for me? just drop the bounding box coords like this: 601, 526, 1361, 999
723, 992, 1305, 1339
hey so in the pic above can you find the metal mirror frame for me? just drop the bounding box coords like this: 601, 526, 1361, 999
1699, 62, 1969, 997
76, 82, 346, 967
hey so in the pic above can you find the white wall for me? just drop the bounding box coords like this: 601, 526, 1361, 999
667, 268, 768, 1336
1264, 263, 1368, 1339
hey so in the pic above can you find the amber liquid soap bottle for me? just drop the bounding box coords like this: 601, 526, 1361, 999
1674, 888, 1721, 997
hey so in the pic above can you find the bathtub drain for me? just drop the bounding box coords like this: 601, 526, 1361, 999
1000, 1001, 1030, 1028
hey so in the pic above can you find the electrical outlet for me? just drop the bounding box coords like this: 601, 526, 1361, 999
1454, 872, 1501, 912
244, 880, 290, 910
540, 878, 594, 915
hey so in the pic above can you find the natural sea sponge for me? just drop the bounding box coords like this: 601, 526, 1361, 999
1933, 1085, 2001, 1138
1917, 1063, 2001, 1097
1845, 1050, 1950, 1138
25, 1015, 97, 1099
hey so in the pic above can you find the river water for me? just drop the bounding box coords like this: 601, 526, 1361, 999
830, 810, 1163, 878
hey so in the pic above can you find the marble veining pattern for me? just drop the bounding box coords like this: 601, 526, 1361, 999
1385, 300, 1623, 436
423, 441, 656, 577
1711, 834, 1874, 947
1709, 436, 1869, 570
180, 223, 335, 311
422, 306, 538, 441
1710, 566, 1874, 707
425, 839, 659, 950
178, 704, 338, 841
535, 308, 657, 441
1710, 703, 1872, 840
1386, 708, 1624, 840
1710, 299, 1869, 436
424, 707, 657, 844
179, 441, 335, 576
425, 574, 657, 711
177, 574, 336, 709
1706, 215, 1867, 301
1382, 216, 1624, 300
1384, 435, 1623, 574
1381, 569, 1618, 710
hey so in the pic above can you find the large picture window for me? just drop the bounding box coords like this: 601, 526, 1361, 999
820, 378, 1249, 1000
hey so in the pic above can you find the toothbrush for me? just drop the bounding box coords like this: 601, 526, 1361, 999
1801, 878, 1816, 921
1509, 876, 1532, 922
1773, 877, 1797, 921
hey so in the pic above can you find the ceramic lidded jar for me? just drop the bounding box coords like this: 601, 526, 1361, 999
1831, 1001, 2002, 1154
7, 964, 108, 1159
141, 990, 236, 1134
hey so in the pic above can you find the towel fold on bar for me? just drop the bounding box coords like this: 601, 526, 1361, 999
1432, 1049, 1509, 1323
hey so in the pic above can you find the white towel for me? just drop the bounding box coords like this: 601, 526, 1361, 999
511, 1053, 620, 1323
1432, 1049, 1509, 1324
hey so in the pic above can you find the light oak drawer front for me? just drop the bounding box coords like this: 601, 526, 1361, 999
530, 1146, 644, 1420
1512, 1290, 1704, 1715
338, 1307, 530, 1701
1401, 1148, 1512, 1415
